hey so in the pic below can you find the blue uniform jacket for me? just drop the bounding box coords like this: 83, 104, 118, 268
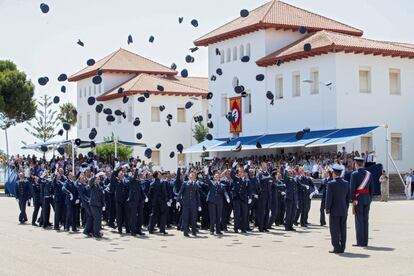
325, 177, 350, 216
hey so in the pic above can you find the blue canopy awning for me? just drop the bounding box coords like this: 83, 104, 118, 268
183, 139, 226, 154
305, 126, 378, 148
193, 126, 379, 153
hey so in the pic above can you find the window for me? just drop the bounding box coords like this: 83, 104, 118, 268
239, 45, 245, 58
177, 153, 185, 165
391, 133, 402, 160
83, 88, 86, 98
94, 86, 97, 95
359, 68, 371, 93
246, 43, 251, 57
226, 48, 231, 62
233, 46, 238, 61
128, 104, 133, 122
177, 107, 186, 122
88, 86, 91, 96
79, 88, 82, 98
361, 136, 373, 153
98, 84, 102, 94
276, 75, 283, 99
151, 106, 160, 122
389, 68, 401, 95
292, 72, 301, 97
244, 93, 252, 114
310, 69, 319, 95
86, 112, 90, 129
117, 110, 122, 124
221, 93, 228, 116
220, 50, 225, 64
78, 114, 82, 129
95, 113, 99, 128
151, 150, 160, 165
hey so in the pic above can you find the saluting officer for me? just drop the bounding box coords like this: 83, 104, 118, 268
326, 164, 350, 254
350, 157, 374, 247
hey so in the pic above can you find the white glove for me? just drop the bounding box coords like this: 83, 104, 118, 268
281, 192, 286, 196
102, 206, 106, 211
254, 194, 258, 199
198, 206, 202, 212
167, 201, 171, 207
232, 161, 238, 168
176, 202, 181, 209
144, 197, 149, 203
75, 199, 80, 204
248, 198, 252, 205
96, 171, 105, 177
248, 160, 252, 166
69, 194, 74, 201
225, 196, 230, 203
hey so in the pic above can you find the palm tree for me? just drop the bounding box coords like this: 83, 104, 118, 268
57, 103, 77, 140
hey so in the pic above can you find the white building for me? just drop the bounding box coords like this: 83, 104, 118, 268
69, 48, 209, 171
187, 0, 414, 173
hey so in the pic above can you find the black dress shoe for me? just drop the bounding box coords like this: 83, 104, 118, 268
234, 229, 239, 233
32, 222, 38, 227
137, 232, 145, 236
264, 229, 269, 232
329, 250, 339, 254
148, 230, 154, 234
210, 231, 214, 235
184, 233, 190, 237
216, 231, 223, 235
161, 231, 168, 235
352, 244, 361, 247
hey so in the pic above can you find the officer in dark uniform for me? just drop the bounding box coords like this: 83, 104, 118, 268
284, 169, 298, 231
15, 172, 31, 224
267, 170, 280, 228
177, 171, 201, 237
78, 174, 92, 236
257, 162, 272, 232
31, 176, 42, 226
127, 168, 147, 236
40, 172, 53, 228
206, 168, 229, 235
62, 172, 78, 232
319, 170, 332, 226
112, 166, 130, 234
275, 172, 286, 226
148, 171, 170, 234
89, 173, 105, 238
230, 162, 251, 233
350, 157, 374, 247
53, 169, 66, 230
326, 164, 350, 254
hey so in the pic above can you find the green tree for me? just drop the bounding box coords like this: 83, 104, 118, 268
57, 102, 77, 140
25, 94, 59, 142
192, 122, 208, 143
0, 60, 36, 158
94, 135, 133, 161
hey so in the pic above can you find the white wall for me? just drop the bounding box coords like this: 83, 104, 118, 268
75, 74, 208, 171
335, 52, 414, 172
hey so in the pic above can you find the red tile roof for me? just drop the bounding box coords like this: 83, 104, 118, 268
96, 74, 208, 101
194, 0, 363, 46
68, 48, 177, 81
256, 30, 414, 67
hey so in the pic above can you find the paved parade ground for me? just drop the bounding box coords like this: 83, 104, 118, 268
0, 197, 413, 276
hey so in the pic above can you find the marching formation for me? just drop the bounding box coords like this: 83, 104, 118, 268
12, 151, 373, 253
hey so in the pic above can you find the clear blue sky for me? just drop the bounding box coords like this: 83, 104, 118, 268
0, 0, 413, 156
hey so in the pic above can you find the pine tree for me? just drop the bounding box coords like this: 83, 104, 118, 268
25, 94, 59, 142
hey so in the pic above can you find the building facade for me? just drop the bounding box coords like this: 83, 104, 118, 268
190, 0, 414, 172
69, 49, 208, 171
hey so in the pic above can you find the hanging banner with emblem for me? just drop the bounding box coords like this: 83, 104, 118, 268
229, 97, 242, 133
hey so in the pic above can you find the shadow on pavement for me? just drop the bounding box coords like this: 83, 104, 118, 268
364, 246, 395, 252
339, 252, 370, 258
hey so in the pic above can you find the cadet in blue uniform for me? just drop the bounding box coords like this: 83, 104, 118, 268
326, 164, 350, 254
319, 170, 331, 226
206, 168, 229, 235
257, 162, 272, 232
127, 168, 147, 236
53, 168, 67, 230
350, 157, 374, 247
40, 172, 53, 228
230, 162, 251, 233
15, 172, 31, 224
78, 174, 92, 236
31, 176, 42, 226
177, 171, 201, 237
112, 167, 130, 234
89, 173, 105, 238
62, 172, 78, 232
148, 171, 170, 234
267, 170, 280, 228
284, 169, 298, 231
